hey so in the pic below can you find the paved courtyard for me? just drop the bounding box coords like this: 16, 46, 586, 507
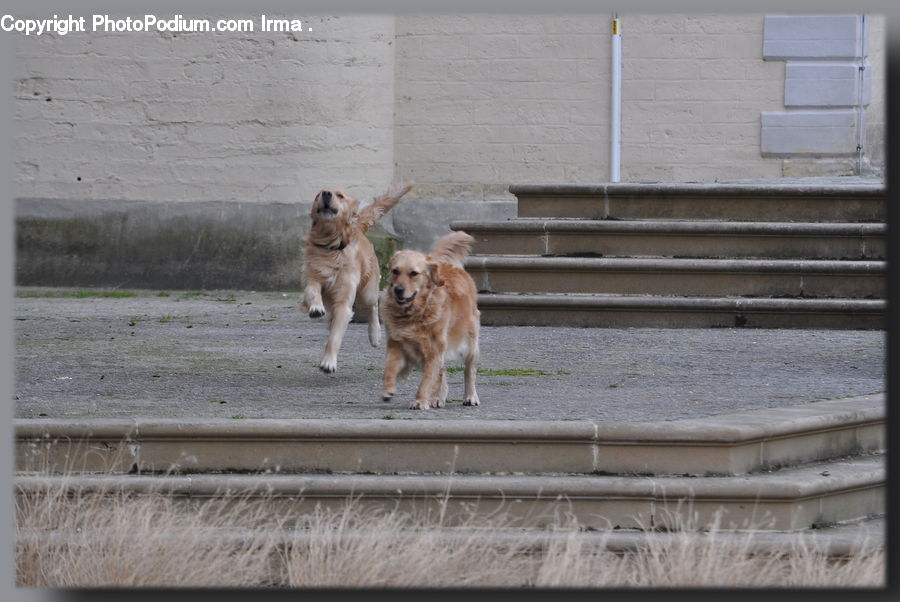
14, 287, 885, 422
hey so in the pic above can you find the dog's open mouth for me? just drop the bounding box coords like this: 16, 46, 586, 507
317, 206, 338, 218
394, 292, 416, 307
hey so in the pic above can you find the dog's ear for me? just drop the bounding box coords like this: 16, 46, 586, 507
427, 261, 445, 287
310, 192, 321, 220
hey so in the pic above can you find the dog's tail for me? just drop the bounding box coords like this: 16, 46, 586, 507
356, 180, 414, 229
429, 231, 474, 269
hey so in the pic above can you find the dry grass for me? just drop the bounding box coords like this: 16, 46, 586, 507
16, 481, 279, 587
533, 524, 884, 588
279, 504, 534, 588
15, 481, 884, 589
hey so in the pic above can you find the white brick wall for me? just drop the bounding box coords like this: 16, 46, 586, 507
395, 14, 790, 197
14, 13, 886, 206
615, 14, 788, 182
15, 15, 396, 204
395, 13, 884, 195
394, 14, 609, 201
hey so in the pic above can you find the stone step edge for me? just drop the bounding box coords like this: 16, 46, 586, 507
465, 256, 885, 274
18, 455, 883, 531
14, 454, 884, 504
17, 396, 885, 477
451, 220, 887, 235
509, 182, 885, 198
15, 395, 883, 448
475, 294, 886, 313
18, 516, 885, 558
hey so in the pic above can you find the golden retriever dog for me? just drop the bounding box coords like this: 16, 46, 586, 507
380, 231, 480, 409
300, 181, 413, 373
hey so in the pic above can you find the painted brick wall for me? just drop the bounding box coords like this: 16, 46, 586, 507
394, 13, 885, 199
14, 15, 396, 204
619, 14, 787, 182
14, 13, 886, 208
394, 14, 609, 201
394, 14, 786, 199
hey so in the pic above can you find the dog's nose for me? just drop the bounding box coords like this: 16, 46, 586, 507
321, 190, 332, 203
394, 285, 405, 297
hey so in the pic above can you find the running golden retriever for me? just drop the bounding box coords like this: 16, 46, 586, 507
380, 231, 481, 409
300, 181, 413, 373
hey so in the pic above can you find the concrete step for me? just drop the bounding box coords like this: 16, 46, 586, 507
16, 515, 885, 560
465, 256, 885, 299
16, 395, 884, 477
22, 518, 878, 558
16, 515, 884, 588
511, 183, 886, 222
15, 454, 885, 531
475, 294, 886, 329
451, 220, 886, 260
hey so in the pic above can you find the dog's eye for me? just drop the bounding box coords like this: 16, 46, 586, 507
392, 268, 399, 276
409, 271, 419, 277
336, 193, 344, 198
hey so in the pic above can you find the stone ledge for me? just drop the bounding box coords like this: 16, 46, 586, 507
784, 61, 871, 107
466, 256, 885, 274
16, 395, 885, 477
452, 219, 887, 236
509, 181, 885, 197
14, 454, 885, 531
17, 515, 886, 558
761, 110, 859, 156
476, 294, 886, 313
763, 15, 866, 61
15, 395, 882, 447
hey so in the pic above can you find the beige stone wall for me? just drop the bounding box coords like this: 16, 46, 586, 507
619, 14, 785, 182
14, 15, 396, 203
863, 14, 886, 175
14, 13, 886, 206
394, 14, 609, 202
394, 13, 886, 200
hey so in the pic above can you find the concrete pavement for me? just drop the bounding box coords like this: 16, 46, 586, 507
14, 286, 885, 422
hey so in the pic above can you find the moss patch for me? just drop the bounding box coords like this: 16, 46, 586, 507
446, 367, 570, 377
17, 290, 138, 299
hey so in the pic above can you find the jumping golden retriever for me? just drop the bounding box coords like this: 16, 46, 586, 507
300, 181, 413, 373
380, 231, 481, 409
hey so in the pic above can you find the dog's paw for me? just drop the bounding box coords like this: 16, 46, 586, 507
319, 357, 337, 374
431, 398, 446, 409
308, 305, 326, 319
382, 391, 394, 402
463, 393, 480, 406
409, 399, 428, 410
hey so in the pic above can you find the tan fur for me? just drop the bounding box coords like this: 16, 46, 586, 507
300, 181, 413, 373
379, 231, 481, 409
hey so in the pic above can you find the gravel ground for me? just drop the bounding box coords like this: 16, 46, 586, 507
14, 287, 885, 422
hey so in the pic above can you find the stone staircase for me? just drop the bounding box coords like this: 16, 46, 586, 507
451, 182, 886, 329
16, 394, 885, 532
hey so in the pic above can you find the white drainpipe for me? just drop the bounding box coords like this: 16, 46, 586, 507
610, 14, 622, 183
855, 13, 867, 176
